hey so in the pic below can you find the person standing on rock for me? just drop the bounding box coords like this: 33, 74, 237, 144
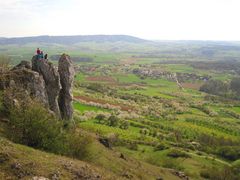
40, 51, 44, 59
36, 48, 40, 55
36, 48, 41, 60
44, 54, 48, 60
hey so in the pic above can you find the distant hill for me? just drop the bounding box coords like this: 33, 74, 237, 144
0, 35, 149, 45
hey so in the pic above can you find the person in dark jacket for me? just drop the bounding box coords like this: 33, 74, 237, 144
44, 54, 48, 60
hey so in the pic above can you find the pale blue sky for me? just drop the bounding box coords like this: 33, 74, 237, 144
0, 0, 240, 40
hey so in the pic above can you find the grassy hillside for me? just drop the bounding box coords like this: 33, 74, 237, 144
0, 118, 179, 180
0, 136, 114, 179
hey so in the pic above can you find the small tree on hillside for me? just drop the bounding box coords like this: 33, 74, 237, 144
95, 114, 106, 124
108, 115, 119, 127
119, 120, 129, 129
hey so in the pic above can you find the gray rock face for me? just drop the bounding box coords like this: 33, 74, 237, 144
58, 54, 75, 120
31, 56, 61, 117
0, 64, 48, 106
1, 54, 74, 120
11, 60, 32, 70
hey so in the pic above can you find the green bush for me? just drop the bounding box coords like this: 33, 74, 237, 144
216, 146, 240, 161
95, 114, 106, 124
154, 142, 168, 151
108, 115, 119, 127
8, 100, 65, 153
167, 149, 190, 158
65, 132, 93, 160
7, 100, 94, 160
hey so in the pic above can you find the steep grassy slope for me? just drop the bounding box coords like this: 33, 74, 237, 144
0, 136, 114, 179
0, 118, 180, 180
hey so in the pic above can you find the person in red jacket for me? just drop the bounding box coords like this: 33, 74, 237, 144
36, 48, 41, 60
36, 48, 40, 55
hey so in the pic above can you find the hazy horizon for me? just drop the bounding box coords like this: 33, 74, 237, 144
1, 0, 240, 41
2, 34, 240, 42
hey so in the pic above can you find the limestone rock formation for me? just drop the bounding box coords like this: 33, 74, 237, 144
32, 56, 61, 117
0, 54, 74, 120
58, 54, 75, 120
11, 60, 32, 70
0, 65, 48, 106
